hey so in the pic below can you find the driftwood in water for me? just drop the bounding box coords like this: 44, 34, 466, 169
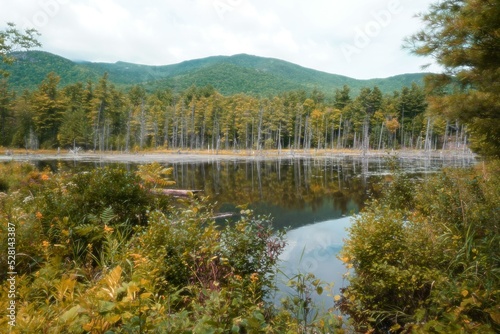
152, 188, 203, 197
212, 212, 235, 219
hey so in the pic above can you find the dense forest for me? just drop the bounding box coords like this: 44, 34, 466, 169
2, 51, 428, 95
0, 70, 468, 154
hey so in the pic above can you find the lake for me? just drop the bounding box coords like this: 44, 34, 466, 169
13, 152, 476, 308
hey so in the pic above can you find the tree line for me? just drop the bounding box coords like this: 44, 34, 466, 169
0, 72, 469, 153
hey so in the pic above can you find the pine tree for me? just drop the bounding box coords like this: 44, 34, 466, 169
31, 72, 67, 148
406, 0, 500, 157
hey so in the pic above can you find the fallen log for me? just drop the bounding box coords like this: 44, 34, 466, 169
152, 189, 203, 197
212, 212, 236, 219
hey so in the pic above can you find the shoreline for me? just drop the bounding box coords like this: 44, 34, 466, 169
0, 148, 477, 164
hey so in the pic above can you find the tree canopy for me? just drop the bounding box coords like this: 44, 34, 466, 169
0, 22, 41, 77
406, 0, 500, 158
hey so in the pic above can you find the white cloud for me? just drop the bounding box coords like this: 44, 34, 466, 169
0, 0, 440, 79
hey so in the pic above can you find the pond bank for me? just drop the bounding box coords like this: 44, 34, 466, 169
0, 148, 476, 164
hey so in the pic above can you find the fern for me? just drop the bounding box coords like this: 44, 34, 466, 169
86, 206, 116, 226
73, 224, 103, 243
136, 162, 176, 189
99, 207, 116, 226
101, 265, 123, 300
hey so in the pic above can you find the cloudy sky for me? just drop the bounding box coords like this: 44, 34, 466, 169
1, 0, 439, 79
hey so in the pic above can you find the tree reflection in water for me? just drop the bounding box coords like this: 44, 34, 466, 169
168, 156, 474, 230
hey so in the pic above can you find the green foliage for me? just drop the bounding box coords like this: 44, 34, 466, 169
68, 166, 152, 226
0, 162, 300, 333
279, 271, 345, 334
383, 157, 416, 210
32, 72, 68, 147
0, 161, 36, 192
1, 49, 442, 153
135, 162, 176, 189
3, 50, 426, 96
339, 161, 500, 333
406, 0, 500, 157
0, 164, 169, 275
0, 22, 41, 77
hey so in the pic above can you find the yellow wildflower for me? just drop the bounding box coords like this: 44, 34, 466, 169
42, 240, 50, 248
41, 174, 49, 181
104, 225, 114, 233
250, 273, 259, 282
129, 253, 147, 267
35, 212, 43, 220
339, 256, 350, 263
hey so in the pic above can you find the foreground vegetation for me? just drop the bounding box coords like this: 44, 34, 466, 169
339, 159, 500, 333
0, 162, 348, 333
1, 158, 498, 333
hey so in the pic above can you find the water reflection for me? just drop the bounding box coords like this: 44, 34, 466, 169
165, 156, 475, 229
277, 216, 352, 309
168, 158, 381, 229
32, 155, 476, 230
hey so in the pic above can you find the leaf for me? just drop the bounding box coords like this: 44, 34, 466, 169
100, 206, 116, 225
82, 323, 93, 331
488, 310, 500, 324
60, 305, 81, 323
140, 292, 152, 299
253, 311, 265, 322
102, 266, 123, 298
99, 301, 116, 313
106, 314, 121, 324
461, 290, 469, 297
390, 323, 401, 331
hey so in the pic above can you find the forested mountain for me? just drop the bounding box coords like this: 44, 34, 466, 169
3, 51, 428, 96
1, 51, 467, 154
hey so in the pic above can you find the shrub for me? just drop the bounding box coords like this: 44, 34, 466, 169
1, 163, 290, 333
339, 161, 500, 333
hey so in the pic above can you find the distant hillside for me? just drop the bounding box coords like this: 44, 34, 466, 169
2, 51, 429, 96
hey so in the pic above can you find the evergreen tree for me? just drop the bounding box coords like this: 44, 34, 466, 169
31, 72, 67, 148
0, 79, 14, 145
57, 83, 90, 148
406, 0, 500, 157
334, 85, 351, 110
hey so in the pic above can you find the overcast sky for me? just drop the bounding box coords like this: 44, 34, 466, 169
1, 0, 440, 79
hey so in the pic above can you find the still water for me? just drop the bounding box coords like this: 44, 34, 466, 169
34, 154, 476, 307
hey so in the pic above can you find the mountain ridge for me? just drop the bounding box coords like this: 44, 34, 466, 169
3, 51, 430, 96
